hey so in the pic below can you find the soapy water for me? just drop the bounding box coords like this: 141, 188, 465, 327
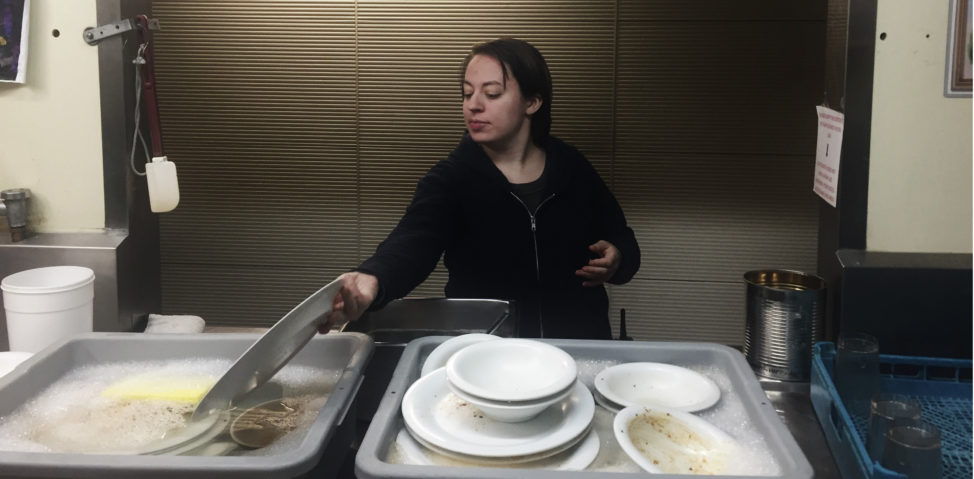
391, 358, 781, 475
0, 359, 340, 455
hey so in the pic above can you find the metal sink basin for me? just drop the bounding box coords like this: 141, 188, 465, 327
341, 297, 515, 342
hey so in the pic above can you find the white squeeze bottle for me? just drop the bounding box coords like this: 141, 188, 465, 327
145, 156, 180, 213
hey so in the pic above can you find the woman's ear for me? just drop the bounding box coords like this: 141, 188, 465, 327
525, 95, 542, 116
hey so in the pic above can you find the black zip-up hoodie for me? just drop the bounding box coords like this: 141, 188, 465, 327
357, 134, 640, 339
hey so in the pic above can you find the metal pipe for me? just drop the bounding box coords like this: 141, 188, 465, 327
0, 188, 31, 242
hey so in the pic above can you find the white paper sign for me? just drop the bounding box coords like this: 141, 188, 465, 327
813, 106, 843, 207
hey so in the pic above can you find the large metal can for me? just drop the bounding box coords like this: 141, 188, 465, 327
743, 269, 826, 381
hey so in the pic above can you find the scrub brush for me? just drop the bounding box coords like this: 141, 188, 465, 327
101, 373, 216, 404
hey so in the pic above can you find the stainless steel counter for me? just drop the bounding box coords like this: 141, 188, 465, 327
760, 378, 841, 479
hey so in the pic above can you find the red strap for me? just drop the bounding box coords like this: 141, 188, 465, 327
135, 15, 165, 158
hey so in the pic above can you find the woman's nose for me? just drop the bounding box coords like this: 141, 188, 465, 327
465, 95, 483, 111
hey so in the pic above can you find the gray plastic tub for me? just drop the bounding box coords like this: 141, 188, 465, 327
0, 332, 373, 478
356, 337, 814, 479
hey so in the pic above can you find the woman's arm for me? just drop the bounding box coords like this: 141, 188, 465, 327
355, 161, 461, 307
584, 161, 641, 285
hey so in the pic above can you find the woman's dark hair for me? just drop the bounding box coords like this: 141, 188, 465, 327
461, 38, 553, 145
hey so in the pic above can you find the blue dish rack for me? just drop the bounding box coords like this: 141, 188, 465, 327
811, 342, 972, 479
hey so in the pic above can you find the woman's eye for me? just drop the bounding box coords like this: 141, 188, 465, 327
462, 92, 473, 99
486, 93, 501, 99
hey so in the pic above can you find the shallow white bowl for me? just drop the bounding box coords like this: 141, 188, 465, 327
613, 405, 739, 475
595, 362, 720, 412
446, 338, 576, 403
449, 378, 575, 423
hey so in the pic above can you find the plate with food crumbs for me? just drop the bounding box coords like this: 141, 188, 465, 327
613, 405, 740, 475
395, 427, 601, 470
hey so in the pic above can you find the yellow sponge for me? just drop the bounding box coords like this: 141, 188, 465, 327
101, 373, 216, 404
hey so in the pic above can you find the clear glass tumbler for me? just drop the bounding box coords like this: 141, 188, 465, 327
866, 393, 921, 461
880, 419, 942, 479
834, 332, 880, 417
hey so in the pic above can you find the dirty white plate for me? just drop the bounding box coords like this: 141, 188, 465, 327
401, 368, 594, 459
613, 405, 739, 474
421, 333, 498, 377
395, 427, 600, 470
594, 362, 720, 412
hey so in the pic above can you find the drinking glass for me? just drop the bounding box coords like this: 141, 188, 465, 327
866, 393, 921, 461
880, 419, 942, 479
834, 332, 880, 417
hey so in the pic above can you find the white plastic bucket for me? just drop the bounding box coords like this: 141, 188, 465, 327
2, 266, 95, 353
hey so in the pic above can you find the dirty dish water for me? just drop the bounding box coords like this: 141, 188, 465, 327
140, 410, 231, 455
0, 359, 336, 456
230, 399, 301, 449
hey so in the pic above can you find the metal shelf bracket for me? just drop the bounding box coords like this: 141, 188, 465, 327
83, 17, 160, 45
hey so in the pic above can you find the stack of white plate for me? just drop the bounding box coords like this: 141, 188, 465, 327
399, 336, 598, 470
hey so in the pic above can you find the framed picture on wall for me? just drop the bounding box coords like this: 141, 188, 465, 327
945, 0, 972, 97
0, 0, 29, 83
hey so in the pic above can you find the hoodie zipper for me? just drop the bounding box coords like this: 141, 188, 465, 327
510, 192, 555, 280
510, 192, 555, 337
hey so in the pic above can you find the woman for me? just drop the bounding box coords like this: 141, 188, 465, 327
326, 38, 640, 339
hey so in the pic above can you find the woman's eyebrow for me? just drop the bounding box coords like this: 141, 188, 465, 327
463, 80, 504, 88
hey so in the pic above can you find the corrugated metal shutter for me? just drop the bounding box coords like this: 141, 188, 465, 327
152, 0, 824, 346
610, 1, 824, 344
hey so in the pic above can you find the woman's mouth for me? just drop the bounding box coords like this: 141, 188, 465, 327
468, 120, 488, 132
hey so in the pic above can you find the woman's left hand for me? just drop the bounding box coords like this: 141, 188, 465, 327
575, 240, 621, 286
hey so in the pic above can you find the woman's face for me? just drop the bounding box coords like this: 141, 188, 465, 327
463, 54, 540, 148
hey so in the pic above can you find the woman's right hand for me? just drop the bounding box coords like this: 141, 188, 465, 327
319, 272, 379, 332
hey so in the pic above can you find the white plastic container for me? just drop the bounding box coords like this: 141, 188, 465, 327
0, 351, 32, 379
2, 266, 95, 353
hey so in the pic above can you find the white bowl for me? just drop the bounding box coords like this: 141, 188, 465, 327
420, 333, 499, 377
449, 378, 575, 423
594, 362, 721, 412
613, 405, 739, 475
446, 338, 576, 402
